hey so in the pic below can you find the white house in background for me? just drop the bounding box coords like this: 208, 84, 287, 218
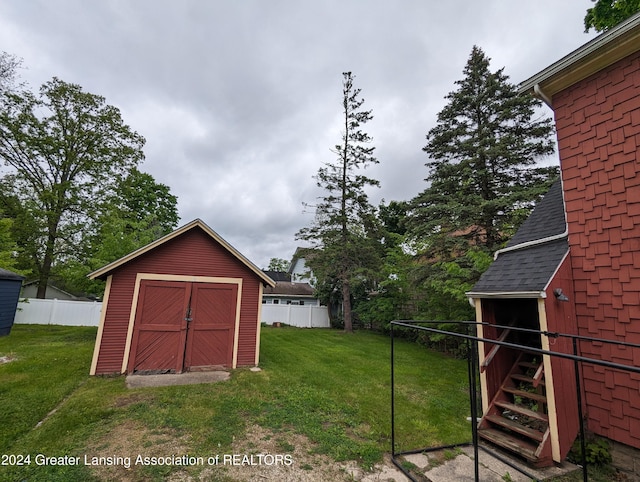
288, 247, 314, 283
261, 270, 319, 306
260, 250, 329, 327
21, 280, 83, 300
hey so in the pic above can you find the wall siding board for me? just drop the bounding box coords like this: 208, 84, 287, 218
94, 227, 264, 374
553, 49, 640, 449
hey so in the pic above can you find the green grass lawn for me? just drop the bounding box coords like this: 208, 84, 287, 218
0, 324, 472, 481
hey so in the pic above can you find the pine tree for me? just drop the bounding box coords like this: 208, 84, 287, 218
408, 46, 557, 257
297, 72, 380, 333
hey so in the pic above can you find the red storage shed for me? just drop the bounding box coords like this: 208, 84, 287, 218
88, 219, 275, 375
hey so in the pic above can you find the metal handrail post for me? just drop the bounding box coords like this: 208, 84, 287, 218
573, 336, 588, 482
391, 322, 396, 458
468, 329, 480, 482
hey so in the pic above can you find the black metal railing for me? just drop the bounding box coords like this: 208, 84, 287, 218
390, 320, 640, 482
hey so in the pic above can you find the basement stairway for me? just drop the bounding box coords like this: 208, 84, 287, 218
478, 352, 554, 467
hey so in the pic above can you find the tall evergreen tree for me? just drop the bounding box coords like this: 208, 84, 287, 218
408, 46, 557, 257
297, 72, 380, 333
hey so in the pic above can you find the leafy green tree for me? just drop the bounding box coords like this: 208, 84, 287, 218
297, 72, 381, 333
354, 200, 413, 329
584, 0, 640, 32
58, 168, 179, 296
0, 78, 145, 297
0, 214, 29, 276
355, 232, 414, 330
103, 167, 178, 236
0, 51, 22, 95
408, 46, 557, 257
266, 258, 290, 272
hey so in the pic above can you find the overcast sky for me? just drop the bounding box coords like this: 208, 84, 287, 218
0, 1, 597, 269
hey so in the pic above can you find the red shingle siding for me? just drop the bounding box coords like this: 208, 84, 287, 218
94, 228, 263, 374
553, 50, 640, 448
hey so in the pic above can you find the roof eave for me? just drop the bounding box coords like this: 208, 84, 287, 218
466, 291, 547, 300
88, 219, 276, 287
519, 11, 640, 99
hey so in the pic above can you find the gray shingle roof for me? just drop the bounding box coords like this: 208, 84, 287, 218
470, 238, 568, 294
469, 180, 568, 296
264, 282, 315, 297
506, 180, 566, 247
263, 271, 291, 282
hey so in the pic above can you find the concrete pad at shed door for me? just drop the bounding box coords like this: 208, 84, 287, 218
125, 371, 230, 388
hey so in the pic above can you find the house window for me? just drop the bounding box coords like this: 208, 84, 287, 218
273, 299, 279, 304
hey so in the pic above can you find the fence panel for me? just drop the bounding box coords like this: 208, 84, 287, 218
15, 299, 102, 327
15, 299, 329, 329
261, 304, 330, 328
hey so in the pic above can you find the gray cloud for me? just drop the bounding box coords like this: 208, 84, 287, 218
0, 0, 595, 268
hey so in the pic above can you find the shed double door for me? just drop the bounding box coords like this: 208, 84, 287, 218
128, 280, 237, 374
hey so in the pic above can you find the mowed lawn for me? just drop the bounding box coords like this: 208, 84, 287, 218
0, 324, 470, 481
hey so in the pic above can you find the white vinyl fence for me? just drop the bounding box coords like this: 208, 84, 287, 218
14, 298, 330, 329
15, 299, 102, 327
261, 304, 330, 328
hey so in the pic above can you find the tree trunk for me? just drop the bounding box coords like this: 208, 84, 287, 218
36, 225, 58, 299
36, 265, 50, 299
342, 278, 353, 333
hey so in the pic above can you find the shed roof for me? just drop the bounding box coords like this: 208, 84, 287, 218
0, 268, 24, 281
88, 218, 276, 287
519, 11, 640, 99
468, 181, 568, 298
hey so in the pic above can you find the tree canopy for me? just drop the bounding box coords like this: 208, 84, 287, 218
0, 51, 22, 96
408, 46, 557, 256
57, 167, 179, 296
0, 77, 146, 297
402, 46, 557, 329
266, 258, 290, 272
584, 0, 640, 32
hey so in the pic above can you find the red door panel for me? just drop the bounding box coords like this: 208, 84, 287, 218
128, 280, 190, 373
184, 283, 237, 369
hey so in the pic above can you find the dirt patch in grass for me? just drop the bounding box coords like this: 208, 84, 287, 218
112, 393, 152, 408
0, 355, 16, 364
85, 420, 191, 481
206, 425, 408, 481
214, 424, 354, 481
86, 422, 408, 481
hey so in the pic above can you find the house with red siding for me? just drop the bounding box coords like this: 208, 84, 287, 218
88, 218, 275, 376
468, 12, 640, 471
